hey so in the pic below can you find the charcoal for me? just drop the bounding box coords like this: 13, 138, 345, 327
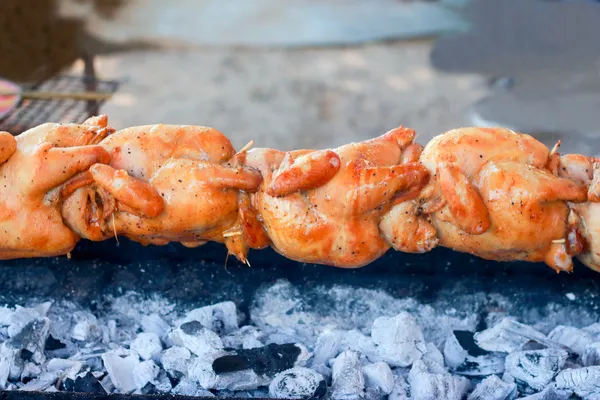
161, 346, 191, 378
172, 378, 215, 396
268, 367, 326, 399
408, 359, 471, 400
101, 349, 140, 393
213, 343, 303, 377
547, 325, 594, 356
71, 311, 100, 342
444, 330, 506, 376
132, 360, 159, 389
46, 358, 83, 380
504, 349, 568, 393
151, 369, 172, 393
583, 323, 600, 338
183, 301, 239, 335
341, 330, 380, 363
7, 306, 43, 337
364, 387, 385, 400
20, 362, 41, 383
62, 372, 105, 393
388, 375, 409, 400
422, 342, 445, 374
188, 357, 219, 389
214, 369, 268, 391
312, 363, 332, 379
140, 314, 170, 338
362, 362, 394, 394
45, 335, 66, 350
517, 384, 572, 400
554, 366, 600, 398
312, 329, 344, 365
170, 320, 224, 357
0, 343, 23, 388
131, 332, 163, 361
474, 318, 566, 353
222, 326, 265, 350
583, 342, 600, 366
19, 371, 60, 391
466, 375, 517, 400
99, 373, 115, 393
5, 317, 50, 364
371, 312, 426, 367
330, 350, 365, 400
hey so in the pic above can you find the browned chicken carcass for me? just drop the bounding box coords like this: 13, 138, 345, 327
237, 127, 430, 268
380, 127, 588, 272
0, 117, 111, 259
61, 121, 262, 258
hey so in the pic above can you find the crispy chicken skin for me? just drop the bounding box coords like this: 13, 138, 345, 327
0, 116, 111, 259
381, 127, 588, 272
240, 127, 430, 268
61, 123, 262, 254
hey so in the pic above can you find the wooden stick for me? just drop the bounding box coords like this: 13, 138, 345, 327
0, 90, 114, 101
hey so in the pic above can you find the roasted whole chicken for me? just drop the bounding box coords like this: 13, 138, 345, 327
60, 118, 262, 261
0, 116, 111, 259
2, 115, 600, 274
239, 127, 429, 267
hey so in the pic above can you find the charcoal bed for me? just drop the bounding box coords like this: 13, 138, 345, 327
1, 239, 599, 399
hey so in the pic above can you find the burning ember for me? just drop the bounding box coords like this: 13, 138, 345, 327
0, 280, 599, 399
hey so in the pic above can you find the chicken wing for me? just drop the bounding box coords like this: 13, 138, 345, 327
239, 127, 430, 268
0, 117, 111, 259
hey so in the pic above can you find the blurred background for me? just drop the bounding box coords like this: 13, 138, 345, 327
1, 0, 599, 154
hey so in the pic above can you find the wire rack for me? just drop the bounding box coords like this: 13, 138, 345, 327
0, 70, 120, 135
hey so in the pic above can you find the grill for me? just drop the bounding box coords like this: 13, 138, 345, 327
1, 236, 599, 399
0, 57, 119, 136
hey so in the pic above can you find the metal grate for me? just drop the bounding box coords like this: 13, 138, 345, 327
0, 74, 120, 135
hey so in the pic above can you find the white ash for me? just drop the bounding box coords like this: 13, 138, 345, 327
362, 362, 394, 394
583, 342, 600, 366
504, 349, 568, 393
554, 366, 600, 398
268, 367, 325, 399
371, 312, 427, 367
330, 350, 365, 400
547, 325, 595, 356
0, 281, 599, 398
131, 332, 163, 361
467, 375, 516, 400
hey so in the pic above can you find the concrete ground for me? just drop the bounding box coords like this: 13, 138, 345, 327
72, 41, 488, 151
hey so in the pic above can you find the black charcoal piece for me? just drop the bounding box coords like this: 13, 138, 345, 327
180, 320, 204, 335
213, 343, 301, 376
268, 367, 326, 399
466, 375, 517, 400
5, 318, 50, 364
45, 335, 66, 350
517, 384, 572, 400
213, 354, 252, 373
504, 349, 568, 394
62, 372, 105, 393
444, 331, 505, 376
